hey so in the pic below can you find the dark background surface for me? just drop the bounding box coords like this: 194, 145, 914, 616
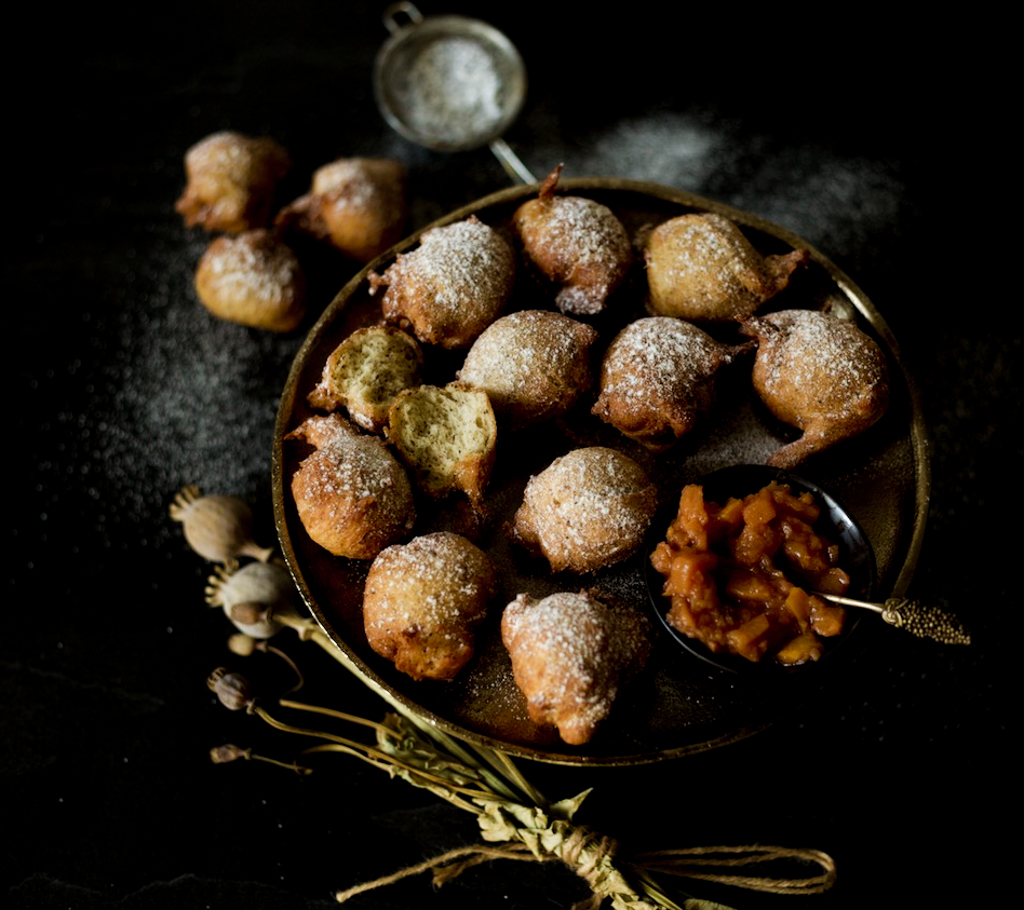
7, 3, 1012, 908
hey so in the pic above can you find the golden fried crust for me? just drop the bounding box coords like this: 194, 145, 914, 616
458, 310, 599, 428
176, 131, 291, 233
742, 309, 890, 468
287, 414, 415, 559
513, 179, 632, 316
276, 158, 408, 263
371, 216, 515, 350
513, 447, 657, 573
644, 213, 808, 322
194, 230, 306, 332
593, 317, 746, 451
500, 590, 651, 745
363, 532, 496, 681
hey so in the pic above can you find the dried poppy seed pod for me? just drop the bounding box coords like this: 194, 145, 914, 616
206, 562, 297, 639
210, 744, 250, 764
229, 602, 269, 626
170, 485, 274, 563
208, 668, 254, 711
227, 632, 258, 656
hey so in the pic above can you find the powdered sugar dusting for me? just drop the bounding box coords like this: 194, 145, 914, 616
414, 218, 511, 297
755, 310, 886, 411
457, 310, 597, 424
516, 194, 630, 315
199, 231, 301, 306
297, 423, 401, 505
500, 590, 650, 743
378, 217, 514, 346
400, 37, 504, 145
362, 531, 494, 680
516, 447, 657, 572
602, 317, 728, 406
655, 214, 734, 282
290, 415, 415, 557
645, 213, 767, 320
311, 160, 377, 205
548, 197, 627, 266
365, 532, 492, 633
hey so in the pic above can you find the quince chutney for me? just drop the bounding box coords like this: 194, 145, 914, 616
650, 482, 849, 665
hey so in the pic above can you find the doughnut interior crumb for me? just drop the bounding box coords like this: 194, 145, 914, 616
386, 384, 497, 509
308, 326, 423, 433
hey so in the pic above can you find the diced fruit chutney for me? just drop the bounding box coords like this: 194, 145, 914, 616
650, 482, 848, 664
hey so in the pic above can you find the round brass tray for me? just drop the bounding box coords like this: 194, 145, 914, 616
271, 178, 929, 766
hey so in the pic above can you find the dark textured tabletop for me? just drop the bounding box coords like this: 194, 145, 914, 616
7, 3, 1013, 908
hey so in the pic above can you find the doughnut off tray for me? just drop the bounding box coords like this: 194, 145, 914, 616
271, 178, 928, 766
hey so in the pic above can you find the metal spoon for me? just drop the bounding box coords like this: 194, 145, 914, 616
646, 464, 970, 675
373, 2, 536, 184
812, 593, 971, 645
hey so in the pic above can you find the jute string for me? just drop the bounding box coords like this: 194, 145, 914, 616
637, 844, 838, 893
334, 826, 836, 904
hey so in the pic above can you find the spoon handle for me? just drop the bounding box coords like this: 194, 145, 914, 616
815, 594, 971, 646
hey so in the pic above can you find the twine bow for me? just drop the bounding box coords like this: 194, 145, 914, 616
335, 782, 836, 908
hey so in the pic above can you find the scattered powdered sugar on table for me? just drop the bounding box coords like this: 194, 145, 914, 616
527, 111, 905, 262
88, 235, 302, 533
530, 113, 723, 187
729, 151, 904, 263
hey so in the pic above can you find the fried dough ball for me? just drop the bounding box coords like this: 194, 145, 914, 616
385, 383, 497, 511
308, 326, 423, 433
276, 158, 408, 263
363, 532, 496, 681
592, 317, 746, 451
741, 309, 890, 468
176, 131, 291, 233
457, 310, 599, 428
370, 216, 515, 349
288, 414, 415, 559
645, 213, 808, 322
513, 165, 632, 315
194, 230, 306, 331
513, 447, 657, 573
501, 590, 651, 745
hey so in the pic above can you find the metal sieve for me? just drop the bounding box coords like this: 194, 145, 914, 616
373, 2, 535, 183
